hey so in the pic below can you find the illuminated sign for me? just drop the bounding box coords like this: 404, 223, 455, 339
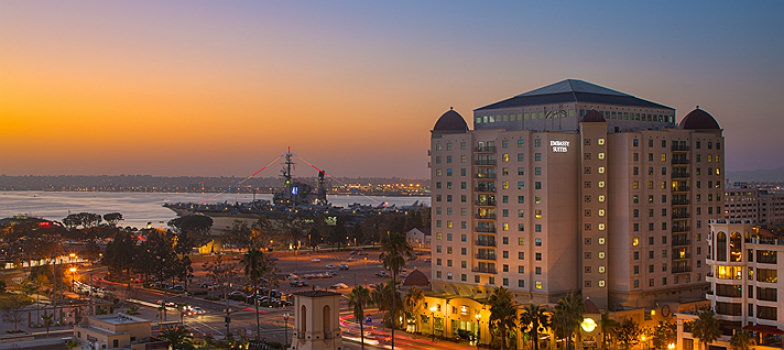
581, 317, 597, 332
550, 140, 570, 153
291, 186, 299, 195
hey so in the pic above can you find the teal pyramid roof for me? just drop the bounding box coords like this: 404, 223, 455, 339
476, 79, 673, 111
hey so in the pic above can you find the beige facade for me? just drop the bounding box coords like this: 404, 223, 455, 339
725, 185, 784, 224
73, 314, 159, 350
290, 290, 343, 350
430, 80, 724, 312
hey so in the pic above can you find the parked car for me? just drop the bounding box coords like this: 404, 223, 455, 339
325, 264, 336, 269
191, 306, 206, 315
311, 258, 321, 262
170, 285, 185, 291
338, 264, 349, 270
329, 283, 350, 290
375, 271, 389, 277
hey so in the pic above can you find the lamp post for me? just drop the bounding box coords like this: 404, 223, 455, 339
667, 343, 675, 350
430, 306, 437, 342
69, 267, 77, 292
283, 313, 290, 348
641, 335, 648, 350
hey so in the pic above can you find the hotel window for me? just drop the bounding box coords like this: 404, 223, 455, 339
535, 224, 542, 232
461, 182, 466, 189
598, 223, 605, 231
535, 167, 542, 176
502, 140, 509, 148
633, 181, 639, 189
598, 195, 605, 203
535, 182, 542, 190
535, 238, 542, 246
633, 139, 639, 147
518, 196, 525, 204
648, 153, 654, 161
634, 265, 639, 274
518, 209, 525, 218
518, 238, 525, 246
518, 280, 525, 287
436, 156, 441, 164
517, 181, 524, 189
447, 247, 452, 254
585, 153, 592, 160
446, 156, 452, 163
475, 275, 480, 283
535, 209, 542, 219
447, 233, 452, 240
535, 253, 542, 261
461, 234, 466, 242
598, 153, 605, 160
518, 265, 525, 273
634, 223, 639, 232
517, 139, 524, 147
460, 155, 466, 163
536, 267, 542, 275
502, 209, 508, 217
634, 167, 639, 176
502, 153, 510, 162
517, 153, 524, 162
598, 138, 605, 145
661, 153, 666, 162
436, 182, 442, 189
648, 139, 654, 147
598, 181, 605, 188
535, 281, 542, 289
535, 153, 542, 161
633, 153, 639, 161
634, 252, 639, 260
648, 167, 654, 175
446, 168, 452, 176
598, 237, 605, 245
461, 168, 466, 176
517, 167, 525, 176
535, 139, 541, 147
518, 224, 525, 232
502, 223, 509, 231
535, 196, 542, 204
461, 195, 466, 202
598, 166, 605, 174
460, 142, 466, 150
436, 169, 442, 176
633, 209, 639, 218
598, 209, 605, 217
599, 252, 605, 259
447, 195, 452, 202
598, 280, 606, 287
518, 252, 525, 260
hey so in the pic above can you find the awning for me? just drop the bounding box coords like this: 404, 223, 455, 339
743, 324, 784, 334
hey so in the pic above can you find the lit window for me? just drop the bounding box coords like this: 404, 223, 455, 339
598, 195, 605, 203
535, 281, 542, 289
598, 224, 605, 231
598, 209, 605, 217
633, 238, 639, 246
661, 153, 666, 162
598, 138, 605, 145
598, 266, 605, 273
598, 153, 605, 160
598, 252, 605, 259
503, 153, 510, 162
598, 237, 605, 245
598, 280, 605, 287
598, 181, 605, 188
535, 210, 542, 219
598, 167, 605, 174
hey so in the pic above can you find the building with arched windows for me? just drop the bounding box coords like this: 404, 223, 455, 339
676, 220, 784, 349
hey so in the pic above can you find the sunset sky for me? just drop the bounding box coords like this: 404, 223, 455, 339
2, 1, 783, 178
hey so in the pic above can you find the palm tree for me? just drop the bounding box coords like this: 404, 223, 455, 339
488, 287, 517, 350
160, 325, 193, 350
692, 309, 720, 350
553, 293, 584, 350
730, 329, 754, 350
599, 311, 619, 350
378, 231, 413, 350
615, 318, 640, 350
651, 321, 676, 350
241, 249, 276, 343
519, 304, 549, 350
404, 286, 425, 334
347, 285, 373, 350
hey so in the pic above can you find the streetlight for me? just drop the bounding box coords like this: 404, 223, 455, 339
641, 335, 648, 350
69, 267, 77, 292
429, 306, 437, 342
667, 343, 675, 350
283, 313, 290, 348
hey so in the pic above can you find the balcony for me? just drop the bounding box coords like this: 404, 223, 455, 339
475, 253, 496, 260
672, 253, 691, 261
475, 214, 497, 220
671, 186, 690, 192
474, 173, 497, 179
672, 199, 690, 205
672, 172, 690, 179
475, 226, 497, 233
672, 239, 691, 246
474, 160, 497, 166
475, 146, 497, 153
671, 145, 690, 152
471, 266, 497, 274
672, 212, 690, 219
672, 226, 691, 233
671, 158, 690, 165
475, 186, 497, 193
475, 240, 497, 247
475, 200, 496, 206
672, 265, 692, 273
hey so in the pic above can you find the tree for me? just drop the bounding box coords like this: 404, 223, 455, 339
41, 312, 53, 335
104, 231, 137, 277
615, 318, 641, 350
520, 304, 549, 350
692, 309, 720, 350
348, 285, 373, 349
599, 311, 620, 350
84, 239, 101, 261
378, 231, 413, 350
488, 287, 517, 350
103, 213, 123, 227
168, 215, 213, 236
652, 321, 676, 350
160, 325, 194, 350
552, 293, 584, 350
0, 294, 33, 332
241, 249, 276, 342
404, 286, 424, 334
730, 329, 754, 350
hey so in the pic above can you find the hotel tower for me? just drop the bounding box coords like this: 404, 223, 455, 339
429, 79, 724, 310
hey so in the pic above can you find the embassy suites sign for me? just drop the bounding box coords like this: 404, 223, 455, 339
550, 140, 570, 153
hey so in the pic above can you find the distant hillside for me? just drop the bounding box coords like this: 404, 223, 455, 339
727, 168, 784, 183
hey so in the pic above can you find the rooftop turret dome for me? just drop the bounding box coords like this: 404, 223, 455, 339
678, 107, 720, 130
433, 108, 468, 133
581, 109, 606, 123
